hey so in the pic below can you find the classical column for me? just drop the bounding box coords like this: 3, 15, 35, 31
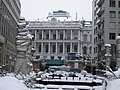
34, 30, 37, 53
70, 43, 72, 52
80, 31, 83, 41
63, 43, 65, 54
49, 30, 51, 40
63, 30, 66, 39
35, 30, 37, 40
42, 30, 44, 39
48, 42, 50, 54
71, 30, 73, 40
56, 42, 58, 54
78, 43, 80, 54
78, 30, 80, 40
41, 42, 43, 54
56, 30, 58, 40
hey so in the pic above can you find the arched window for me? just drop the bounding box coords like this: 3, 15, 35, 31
83, 46, 87, 54
74, 45, 77, 52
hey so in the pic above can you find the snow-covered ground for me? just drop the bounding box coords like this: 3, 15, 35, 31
0, 74, 29, 90
0, 72, 120, 90
107, 79, 120, 90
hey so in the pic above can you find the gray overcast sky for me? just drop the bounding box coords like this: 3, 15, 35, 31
20, 0, 93, 21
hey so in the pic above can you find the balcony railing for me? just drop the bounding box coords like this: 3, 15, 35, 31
96, 17, 104, 25
96, 28, 104, 35
96, 39, 104, 45
96, 7, 104, 16
96, 0, 104, 6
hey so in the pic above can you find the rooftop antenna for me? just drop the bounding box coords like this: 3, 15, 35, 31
82, 17, 84, 20
76, 13, 78, 20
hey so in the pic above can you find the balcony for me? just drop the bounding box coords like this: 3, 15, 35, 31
96, 0, 104, 6
96, 18, 104, 25
96, 39, 104, 45
96, 28, 104, 35
96, 7, 104, 16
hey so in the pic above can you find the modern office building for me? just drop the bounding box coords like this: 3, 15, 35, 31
27, 10, 92, 64
92, 0, 120, 69
0, 0, 21, 72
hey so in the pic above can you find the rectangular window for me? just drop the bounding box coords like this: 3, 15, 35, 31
118, 22, 120, 29
39, 34, 42, 39
118, 33, 120, 36
83, 34, 88, 42
109, 22, 116, 29
90, 35, 92, 42
110, 0, 116, 7
53, 34, 56, 40
39, 45, 41, 52
46, 34, 49, 39
118, 1, 120, 7
118, 11, 120, 19
60, 34, 63, 40
109, 33, 116, 40
109, 11, 116, 18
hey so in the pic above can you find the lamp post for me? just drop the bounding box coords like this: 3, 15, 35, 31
104, 44, 111, 71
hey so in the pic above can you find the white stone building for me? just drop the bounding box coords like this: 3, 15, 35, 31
27, 10, 92, 61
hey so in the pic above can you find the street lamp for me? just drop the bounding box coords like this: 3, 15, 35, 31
104, 44, 111, 71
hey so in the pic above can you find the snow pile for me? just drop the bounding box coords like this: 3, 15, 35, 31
114, 68, 120, 77
105, 44, 111, 47
107, 79, 120, 90
0, 74, 28, 90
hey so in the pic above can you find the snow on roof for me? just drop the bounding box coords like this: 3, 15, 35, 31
27, 34, 34, 39
61, 85, 74, 89
21, 42, 29, 46
105, 44, 111, 47
20, 16, 25, 20
32, 84, 44, 88
113, 68, 120, 77
31, 47, 35, 50
18, 32, 28, 36
27, 62, 33, 66
18, 22, 26, 26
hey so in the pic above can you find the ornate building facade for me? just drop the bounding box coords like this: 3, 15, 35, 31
27, 10, 92, 63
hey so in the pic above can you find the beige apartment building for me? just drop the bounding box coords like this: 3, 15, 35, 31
92, 0, 120, 68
